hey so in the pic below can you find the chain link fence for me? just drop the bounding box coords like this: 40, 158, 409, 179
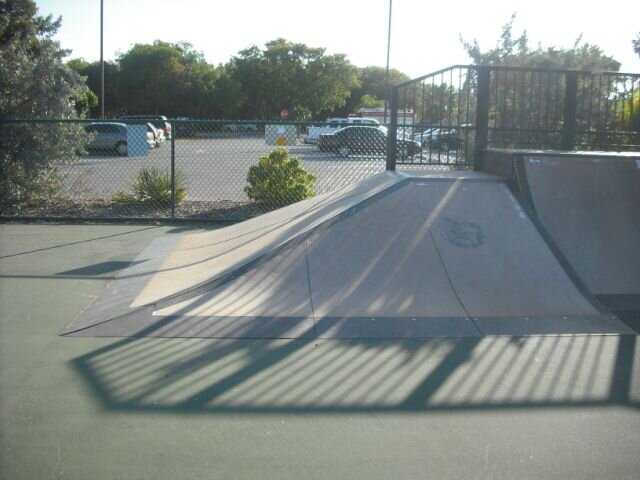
1, 119, 456, 222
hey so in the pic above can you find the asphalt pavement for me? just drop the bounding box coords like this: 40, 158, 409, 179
1, 222, 639, 480
59, 136, 460, 203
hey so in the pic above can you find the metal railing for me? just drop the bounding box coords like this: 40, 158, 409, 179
388, 65, 640, 169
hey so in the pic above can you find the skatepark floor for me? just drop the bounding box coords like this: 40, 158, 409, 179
1, 223, 639, 480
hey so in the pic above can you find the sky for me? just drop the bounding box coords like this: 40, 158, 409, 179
35, 0, 640, 78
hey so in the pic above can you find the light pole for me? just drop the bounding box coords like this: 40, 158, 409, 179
383, 0, 392, 124
100, 0, 105, 119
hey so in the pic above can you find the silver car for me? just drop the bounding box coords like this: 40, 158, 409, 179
84, 122, 128, 156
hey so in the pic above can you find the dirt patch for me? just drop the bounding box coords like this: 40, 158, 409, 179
1, 198, 269, 222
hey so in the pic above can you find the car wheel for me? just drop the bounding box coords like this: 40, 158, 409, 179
116, 141, 128, 156
338, 145, 350, 158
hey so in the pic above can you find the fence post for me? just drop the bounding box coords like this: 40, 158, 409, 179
562, 71, 578, 151
386, 87, 398, 171
171, 124, 176, 218
474, 66, 490, 171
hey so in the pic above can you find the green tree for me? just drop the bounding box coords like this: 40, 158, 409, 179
68, 58, 121, 117
0, 0, 90, 207
117, 41, 190, 116
457, 14, 625, 148
336, 66, 410, 116
115, 41, 242, 118
460, 14, 620, 70
229, 38, 359, 120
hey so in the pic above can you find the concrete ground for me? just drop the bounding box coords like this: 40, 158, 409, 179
1, 223, 639, 480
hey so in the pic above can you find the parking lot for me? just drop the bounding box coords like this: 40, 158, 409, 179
59, 135, 463, 204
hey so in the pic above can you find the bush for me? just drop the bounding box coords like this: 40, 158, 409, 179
113, 167, 187, 206
1, 123, 90, 208
245, 148, 316, 208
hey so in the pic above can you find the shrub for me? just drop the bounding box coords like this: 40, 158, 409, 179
113, 167, 187, 206
245, 148, 316, 208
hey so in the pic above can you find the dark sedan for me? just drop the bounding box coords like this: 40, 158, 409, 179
318, 126, 421, 159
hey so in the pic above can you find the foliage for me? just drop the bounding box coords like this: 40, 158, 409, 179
68, 58, 121, 117
633, 34, 640, 59
0, 0, 90, 206
336, 66, 410, 116
616, 90, 640, 136
118, 167, 188, 205
117, 41, 189, 117
451, 14, 633, 148
229, 38, 359, 120
245, 148, 316, 208
70, 38, 410, 120
359, 94, 384, 108
460, 13, 620, 71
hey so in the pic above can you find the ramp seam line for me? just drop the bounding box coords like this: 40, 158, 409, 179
304, 238, 318, 338
428, 230, 483, 337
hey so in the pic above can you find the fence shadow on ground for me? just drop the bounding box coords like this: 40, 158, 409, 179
70, 317, 638, 415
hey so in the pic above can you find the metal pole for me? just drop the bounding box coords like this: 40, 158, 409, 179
383, 0, 392, 124
171, 129, 176, 218
474, 66, 491, 171
562, 71, 578, 151
100, 0, 105, 119
386, 88, 398, 171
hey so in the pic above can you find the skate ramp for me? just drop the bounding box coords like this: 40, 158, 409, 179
519, 153, 640, 310
65, 173, 631, 339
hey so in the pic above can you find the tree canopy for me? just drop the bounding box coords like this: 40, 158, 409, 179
460, 14, 620, 71
0, 0, 89, 205
0, 0, 88, 118
229, 38, 359, 120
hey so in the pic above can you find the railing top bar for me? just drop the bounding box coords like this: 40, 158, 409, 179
395, 65, 640, 89
486, 65, 640, 77
0, 118, 360, 125
395, 65, 474, 88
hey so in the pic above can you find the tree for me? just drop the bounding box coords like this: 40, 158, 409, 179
460, 13, 620, 71
229, 39, 359, 120
335, 66, 410, 116
68, 58, 121, 117
116, 41, 191, 116
115, 41, 242, 118
0, 0, 90, 207
633, 33, 640, 59
456, 14, 626, 148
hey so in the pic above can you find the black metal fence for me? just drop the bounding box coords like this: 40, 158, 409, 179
2, 119, 449, 222
388, 65, 640, 169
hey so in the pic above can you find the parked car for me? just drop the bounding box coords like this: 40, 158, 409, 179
84, 122, 129, 156
119, 115, 172, 140
414, 127, 461, 151
223, 123, 259, 133
146, 122, 165, 147
318, 126, 421, 159
305, 117, 381, 144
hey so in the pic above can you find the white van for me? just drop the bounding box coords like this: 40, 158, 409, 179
305, 117, 380, 144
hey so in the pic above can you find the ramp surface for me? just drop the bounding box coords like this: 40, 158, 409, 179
520, 153, 640, 308
66, 172, 631, 339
